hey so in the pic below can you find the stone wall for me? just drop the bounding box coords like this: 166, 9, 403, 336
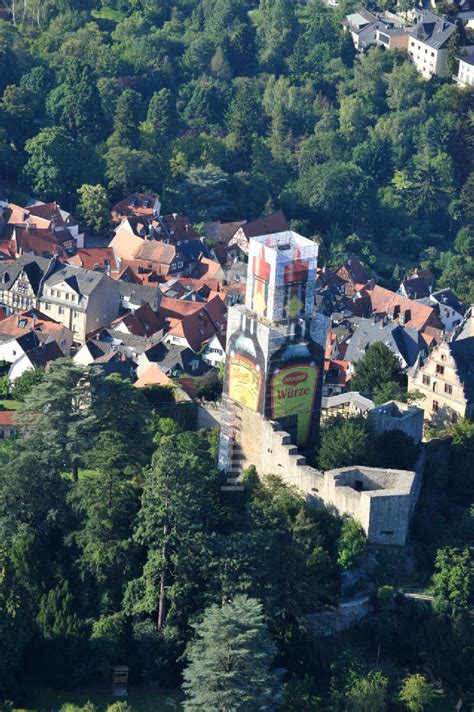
233, 403, 422, 546
367, 401, 424, 444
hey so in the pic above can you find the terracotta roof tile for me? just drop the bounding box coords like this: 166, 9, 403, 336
370, 285, 443, 331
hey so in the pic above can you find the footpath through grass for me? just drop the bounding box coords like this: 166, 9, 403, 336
15, 681, 183, 712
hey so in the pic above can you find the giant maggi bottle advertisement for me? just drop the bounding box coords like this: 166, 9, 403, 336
226, 313, 264, 412
228, 355, 262, 411
270, 363, 319, 445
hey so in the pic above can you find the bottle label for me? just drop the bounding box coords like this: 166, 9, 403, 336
270, 363, 319, 444
228, 354, 262, 411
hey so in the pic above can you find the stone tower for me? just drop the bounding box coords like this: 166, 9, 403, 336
219, 230, 327, 474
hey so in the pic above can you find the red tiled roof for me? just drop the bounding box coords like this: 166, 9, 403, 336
238, 210, 289, 239
0, 410, 16, 426
68, 248, 118, 272
370, 285, 443, 331
112, 193, 160, 223
134, 363, 174, 388
166, 297, 226, 352
113, 303, 163, 337
11, 226, 66, 258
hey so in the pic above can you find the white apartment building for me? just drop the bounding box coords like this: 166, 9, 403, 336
407, 12, 456, 79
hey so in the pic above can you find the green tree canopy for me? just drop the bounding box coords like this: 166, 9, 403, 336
351, 342, 403, 396
182, 595, 284, 711
318, 416, 374, 470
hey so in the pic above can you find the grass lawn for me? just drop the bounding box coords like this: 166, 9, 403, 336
16, 681, 183, 712
91, 7, 126, 22
0, 398, 22, 410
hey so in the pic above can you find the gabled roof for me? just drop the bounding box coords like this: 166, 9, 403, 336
344, 318, 427, 368
191, 256, 225, 282
0, 308, 69, 340
409, 10, 456, 49
23, 340, 63, 367
113, 303, 162, 338
370, 285, 442, 331
0, 254, 51, 294
133, 240, 177, 266
134, 362, 174, 388
67, 248, 118, 273
165, 295, 226, 352
430, 288, 465, 315
117, 281, 161, 308
336, 254, 369, 286
143, 341, 210, 376
45, 264, 113, 297
111, 193, 160, 222
0, 410, 16, 427
400, 276, 431, 300
204, 220, 246, 244
237, 210, 289, 240
11, 226, 66, 258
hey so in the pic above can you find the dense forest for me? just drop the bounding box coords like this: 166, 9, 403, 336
0, 0, 473, 299
1, 359, 473, 708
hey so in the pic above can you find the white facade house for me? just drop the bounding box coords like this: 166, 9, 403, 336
407, 12, 456, 79
202, 333, 226, 367
456, 54, 474, 86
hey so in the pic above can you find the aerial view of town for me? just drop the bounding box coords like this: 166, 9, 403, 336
0, 0, 472, 709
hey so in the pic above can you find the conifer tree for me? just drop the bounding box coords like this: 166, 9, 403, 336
183, 595, 284, 711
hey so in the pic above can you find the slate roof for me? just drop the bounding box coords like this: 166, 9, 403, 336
344, 318, 427, 369
0, 254, 51, 294
118, 282, 161, 309
143, 342, 210, 376
45, 264, 106, 296
409, 11, 456, 49
400, 276, 431, 300
24, 340, 63, 367
430, 288, 465, 315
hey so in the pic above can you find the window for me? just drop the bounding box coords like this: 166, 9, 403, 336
65, 292, 69, 300
70, 294, 75, 302
44, 302, 51, 311
436, 364, 444, 375
432, 400, 439, 412
444, 384, 453, 395
50, 289, 55, 297
441, 354, 446, 361
58, 306, 64, 315
422, 375, 430, 386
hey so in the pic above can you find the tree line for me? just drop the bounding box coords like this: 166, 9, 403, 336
0, 0, 472, 299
